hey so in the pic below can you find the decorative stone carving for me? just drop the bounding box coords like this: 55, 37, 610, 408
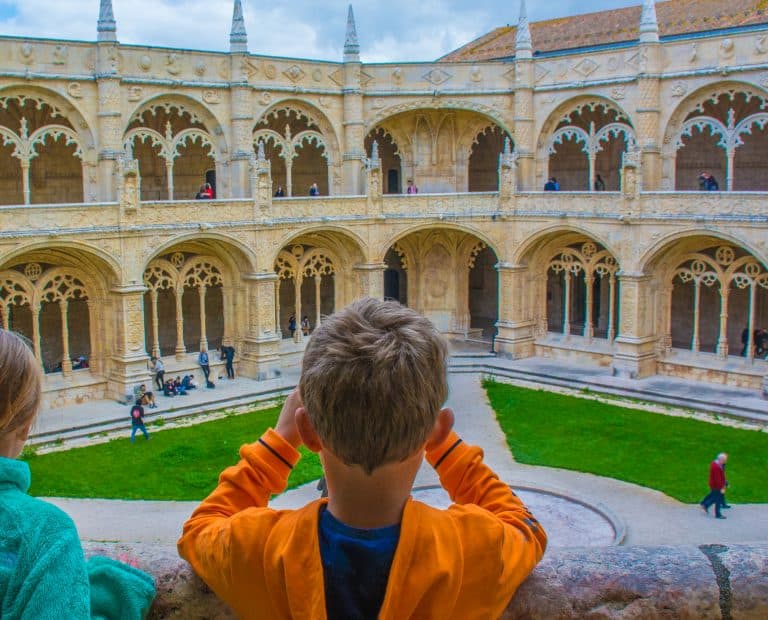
127, 86, 143, 102
606, 56, 620, 72
24, 263, 42, 281
756, 35, 768, 56
257, 91, 272, 106
610, 86, 626, 100
138, 55, 152, 72
202, 90, 221, 104
118, 158, 141, 212
19, 43, 35, 65
194, 61, 206, 77
719, 38, 735, 61
573, 58, 598, 78
264, 64, 277, 80
52, 45, 69, 65
312, 68, 323, 82
67, 83, 84, 99
671, 81, 688, 98
283, 65, 305, 83
392, 68, 403, 84
166, 53, 182, 75
470, 67, 483, 82
689, 43, 698, 63
423, 68, 452, 86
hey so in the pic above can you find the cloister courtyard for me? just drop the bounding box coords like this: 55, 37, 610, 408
1, 0, 768, 587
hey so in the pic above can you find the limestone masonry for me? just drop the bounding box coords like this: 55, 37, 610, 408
1, 0, 767, 407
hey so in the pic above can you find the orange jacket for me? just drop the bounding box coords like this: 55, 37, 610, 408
178, 429, 547, 619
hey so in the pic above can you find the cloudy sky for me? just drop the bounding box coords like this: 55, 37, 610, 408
0, 0, 641, 62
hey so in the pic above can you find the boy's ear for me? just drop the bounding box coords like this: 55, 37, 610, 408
425, 407, 455, 452
296, 407, 323, 453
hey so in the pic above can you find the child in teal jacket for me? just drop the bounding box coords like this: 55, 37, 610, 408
0, 329, 156, 619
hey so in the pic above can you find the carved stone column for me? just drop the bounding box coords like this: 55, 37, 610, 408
107, 285, 151, 401
636, 38, 662, 190
96, 41, 123, 202
341, 8, 365, 196
240, 273, 280, 380
513, 61, 535, 190
354, 263, 387, 300
230, 58, 254, 198
495, 263, 536, 359
612, 273, 658, 379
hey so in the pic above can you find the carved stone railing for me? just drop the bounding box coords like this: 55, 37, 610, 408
83, 542, 768, 619
2, 191, 768, 238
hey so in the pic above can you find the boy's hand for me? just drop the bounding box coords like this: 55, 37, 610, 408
275, 389, 303, 449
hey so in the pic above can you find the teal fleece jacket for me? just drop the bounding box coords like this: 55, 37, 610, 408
0, 457, 155, 619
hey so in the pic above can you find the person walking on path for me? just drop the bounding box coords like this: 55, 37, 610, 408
700, 453, 728, 519
222, 345, 236, 380
130, 400, 150, 443
199, 348, 211, 384
151, 357, 165, 392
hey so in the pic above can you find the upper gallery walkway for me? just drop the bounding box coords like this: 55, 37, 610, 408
1, 191, 767, 239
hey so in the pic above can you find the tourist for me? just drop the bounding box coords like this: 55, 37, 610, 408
274, 186, 285, 197
138, 384, 157, 409
130, 399, 151, 442
173, 376, 188, 396
221, 345, 236, 380
740, 327, 750, 356
195, 183, 207, 199
544, 177, 558, 191
301, 316, 310, 336
163, 379, 177, 397
406, 179, 418, 194
288, 314, 297, 338
309, 182, 320, 197
553, 177, 560, 191
700, 452, 728, 519
0, 329, 155, 616
203, 182, 214, 199
178, 298, 547, 619
151, 356, 165, 392
706, 174, 720, 191
198, 348, 211, 385
698, 172, 708, 190
182, 374, 198, 391
755, 328, 766, 357
594, 174, 606, 191
72, 355, 88, 370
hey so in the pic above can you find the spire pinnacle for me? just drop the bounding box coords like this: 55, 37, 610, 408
230, 0, 248, 53
344, 4, 360, 61
515, 0, 532, 59
639, 0, 659, 44
97, 0, 117, 42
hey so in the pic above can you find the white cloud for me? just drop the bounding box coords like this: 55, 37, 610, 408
0, 1, 645, 62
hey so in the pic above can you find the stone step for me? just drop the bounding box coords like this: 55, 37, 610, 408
29, 385, 294, 447
448, 361, 768, 425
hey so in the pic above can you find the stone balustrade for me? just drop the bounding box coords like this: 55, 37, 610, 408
2, 191, 767, 239
83, 542, 768, 619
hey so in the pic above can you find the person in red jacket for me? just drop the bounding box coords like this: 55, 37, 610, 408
179, 298, 547, 619
700, 453, 728, 519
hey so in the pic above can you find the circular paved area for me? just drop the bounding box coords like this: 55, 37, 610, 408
45, 373, 768, 547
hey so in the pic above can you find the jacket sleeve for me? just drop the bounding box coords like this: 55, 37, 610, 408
15, 515, 92, 620
426, 432, 547, 594
87, 555, 155, 620
177, 429, 300, 602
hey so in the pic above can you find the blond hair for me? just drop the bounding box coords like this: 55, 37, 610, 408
299, 297, 448, 474
0, 329, 42, 436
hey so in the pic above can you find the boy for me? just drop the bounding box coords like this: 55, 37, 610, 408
178, 298, 546, 619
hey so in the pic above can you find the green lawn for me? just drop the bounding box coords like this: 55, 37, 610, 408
23, 406, 323, 501
485, 380, 768, 503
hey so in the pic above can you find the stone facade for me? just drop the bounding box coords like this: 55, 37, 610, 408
1, 0, 767, 406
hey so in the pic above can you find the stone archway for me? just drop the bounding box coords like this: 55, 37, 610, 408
254, 100, 342, 197
537, 97, 635, 191
663, 84, 768, 191
382, 227, 499, 340
272, 229, 366, 340
124, 101, 221, 201
366, 108, 512, 193
0, 93, 88, 205
365, 128, 402, 194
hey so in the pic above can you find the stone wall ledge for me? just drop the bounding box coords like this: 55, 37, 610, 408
83, 542, 768, 619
